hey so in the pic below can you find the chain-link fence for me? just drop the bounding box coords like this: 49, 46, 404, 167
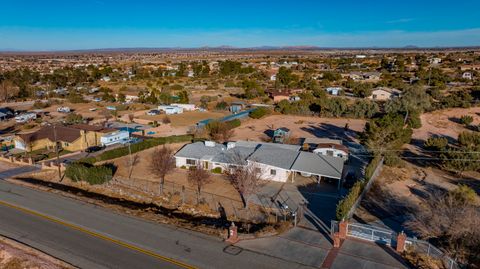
108, 176, 295, 224
406, 238, 461, 269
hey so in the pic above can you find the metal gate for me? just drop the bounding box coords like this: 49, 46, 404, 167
347, 223, 396, 246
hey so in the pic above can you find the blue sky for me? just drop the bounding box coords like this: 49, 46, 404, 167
1, 0, 480, 50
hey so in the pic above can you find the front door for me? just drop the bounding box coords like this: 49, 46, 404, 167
203, 161, 209, 169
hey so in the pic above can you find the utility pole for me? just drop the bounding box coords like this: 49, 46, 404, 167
127, 125, 133, 178
53, 124, 62, 180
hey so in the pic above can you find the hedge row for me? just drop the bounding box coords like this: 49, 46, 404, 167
65, 163, 114, 185
335, 155, 382, 220
81, 134, 193, 163
335, 181, 364, 220
249, 107, 271, 119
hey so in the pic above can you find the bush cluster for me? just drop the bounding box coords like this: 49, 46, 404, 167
65, 163, 114, 185
80, 134, 193, 163
249, 107, 271, 119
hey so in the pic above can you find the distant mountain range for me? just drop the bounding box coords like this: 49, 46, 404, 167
1, 45, 479, 54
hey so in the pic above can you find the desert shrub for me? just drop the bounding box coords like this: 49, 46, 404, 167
460, 115, 473, 126
225, 119, 241, 129
249, 107, 271, 119
33, 100, 50, 109
64, 113, 83, 124
162, 116, 171, 124
449, 184, 477, 204
211, 167, 222, 174
67, 93, 87, 103
65, 162, 114, 185
336, 181, 364, 220
424, 136, 448, 151
384, 153, 403, 167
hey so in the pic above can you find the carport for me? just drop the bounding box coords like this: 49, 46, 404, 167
290, 151, 345, 189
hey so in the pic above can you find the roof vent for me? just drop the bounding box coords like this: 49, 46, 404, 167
204, 141, 216, 147
227, 142, 236, 150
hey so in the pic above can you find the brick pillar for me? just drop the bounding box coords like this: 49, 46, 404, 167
396, 231, 407, 253
226, 222, 239, 244
339, 220, 348, 239
333, 232, 341, 248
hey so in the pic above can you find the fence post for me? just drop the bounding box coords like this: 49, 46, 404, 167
396, 231, 407, 253
339, 220, 348, 239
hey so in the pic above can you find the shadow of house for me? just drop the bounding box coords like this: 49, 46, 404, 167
300, 123, 357, 143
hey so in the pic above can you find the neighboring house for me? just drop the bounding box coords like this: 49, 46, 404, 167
57, 106, 71, 113
349, 72, 381, 81
101, 76, 111, 82
368, 87, 402, 101
326, 87, 342, 96
270, 74, 277, 81
15, 113, 37, 123
100, 131, 130, 146
174, 140, 344, 184
267, 89, 291, 103
14, 124, 116, 152
273, 127, 291, 143
125, 94, 139, 103
170, 103, 196, 111
462, 72, 473, 80
158, 105, 183, 115
0, 107, 14, 121
313, 143, 350, 161
229, 102, 245, 113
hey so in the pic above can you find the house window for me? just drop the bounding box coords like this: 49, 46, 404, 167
186, 159, 196, 165
255, 167, 261, 174
337, 153, 344, 158
326, 150, 334, 156
64, 142, 69, 146
270, 169, 276, 175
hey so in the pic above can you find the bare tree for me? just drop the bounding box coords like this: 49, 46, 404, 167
149, 146, 175, 193
127, 113, 135, 123
187, 164, 212, 203
162, 116, 171, 124
0, 80, 18, 102
224, 153, 264, 208
405, 187, 480, 266
206, 121, 234, 143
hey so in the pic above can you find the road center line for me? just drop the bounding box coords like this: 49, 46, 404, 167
0, 199, 196, 269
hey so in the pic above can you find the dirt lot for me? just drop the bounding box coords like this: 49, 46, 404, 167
232, 114, 366, 142
413, 107, 480, 143
137, 110, 229, 127
0, 236, 73, 269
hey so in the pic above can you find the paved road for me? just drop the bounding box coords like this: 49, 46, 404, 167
0, 180, 311, 269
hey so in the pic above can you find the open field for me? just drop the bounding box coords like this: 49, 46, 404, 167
137, 110, 229, 127
232, 114, 367, 142
413, 107, 480, 143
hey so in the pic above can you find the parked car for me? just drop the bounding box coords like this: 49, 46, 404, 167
85, 145, 104, 153
147, 109, 160, 116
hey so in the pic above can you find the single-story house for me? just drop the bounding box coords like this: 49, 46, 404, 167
158, 105, 183, 115
267, 89, 291, 103
171, 103, 196, 111
174, 140, 344, 185
326, 87, 342, 96
313, 143, 349, 161
462, 72, 473, 80
368, 87, 402, 101
100, 130, 130, 146
14, 124, 117, 152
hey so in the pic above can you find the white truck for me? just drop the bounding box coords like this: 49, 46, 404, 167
15, 113, 37, 123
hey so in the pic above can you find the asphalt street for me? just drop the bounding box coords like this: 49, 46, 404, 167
0, 179, 311, 269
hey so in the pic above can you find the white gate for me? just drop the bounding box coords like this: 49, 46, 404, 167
347, 222, 396, 245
